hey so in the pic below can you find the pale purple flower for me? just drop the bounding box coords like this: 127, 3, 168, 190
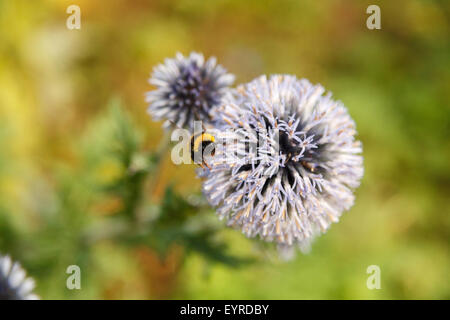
201, 75, 363, 251
0, 254, 39, 300
146, 52, 235, 131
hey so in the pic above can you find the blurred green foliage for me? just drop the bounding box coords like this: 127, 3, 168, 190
0, 0, 449, 299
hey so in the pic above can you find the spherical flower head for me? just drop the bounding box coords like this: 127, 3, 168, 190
201, 75, 363, 251
0, 254, 39, 300
146, 52, 235, 131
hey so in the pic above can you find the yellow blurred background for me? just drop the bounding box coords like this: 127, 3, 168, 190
0, 0, 449, 299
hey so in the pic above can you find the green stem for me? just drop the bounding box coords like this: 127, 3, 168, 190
147, 132, 171, 199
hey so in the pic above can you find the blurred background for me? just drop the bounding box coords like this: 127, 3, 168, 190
0, 0, 449, 299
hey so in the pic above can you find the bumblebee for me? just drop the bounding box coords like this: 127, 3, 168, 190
168, 120, 216, 169
190, 131, 216, 169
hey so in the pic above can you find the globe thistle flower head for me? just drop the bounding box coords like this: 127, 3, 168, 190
202, 75, 363, 251
146, 52, 235, 131
0, 254, 39, 300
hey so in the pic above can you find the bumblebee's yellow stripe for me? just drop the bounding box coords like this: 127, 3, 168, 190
193, 133, 215, 152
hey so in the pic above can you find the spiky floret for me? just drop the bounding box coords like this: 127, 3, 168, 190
201, 75, 363, 250
0, 254, 39, 300
146, 52, 235, 131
